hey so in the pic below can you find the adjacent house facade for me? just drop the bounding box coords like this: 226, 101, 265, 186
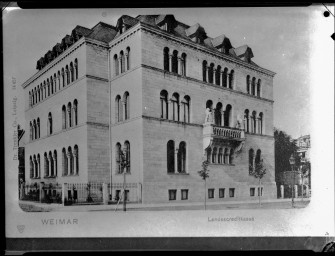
22, 14, 276, 204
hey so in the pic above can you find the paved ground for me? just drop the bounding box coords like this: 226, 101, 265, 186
19, 198, 311, 212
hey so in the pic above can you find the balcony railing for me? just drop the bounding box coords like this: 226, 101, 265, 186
203, 123, 245, 141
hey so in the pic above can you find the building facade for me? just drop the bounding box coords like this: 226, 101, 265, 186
22, 14, 277, 204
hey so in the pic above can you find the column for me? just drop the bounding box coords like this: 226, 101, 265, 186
226, 73, 229, 87
32, 161, 35, 178
280, 185, 284, 199
206, 67, 209, 83
181, 58, 185, 75
168, 100, 173, 120
221, 111, 225, 127
53, 158, 57, 177
219, 71, 222, 86
294, 185, 298, 198
177, 57, 182, 75
213, 69, 217, 84
125, 53, 128, 71
174, 148, 178, 173
67, 153, 71, 175
73, 151, 78, 175
48, 156, 52, 177
68, 108, 72, 128
122, 100, 126, 120
169, 55, 173, 72
37, 160, 40, 178
255, 117, 258, 134
118, 56, 122, 74
180, 102, 185, 122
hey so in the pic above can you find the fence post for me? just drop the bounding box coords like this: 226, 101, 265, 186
39, 182, 44, 202
62, 183, 67, 206
280, 185, 284, 199
103, 183, 109, 205
294, 185, 298, 198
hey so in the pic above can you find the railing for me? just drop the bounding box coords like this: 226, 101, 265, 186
212, 125, 244, 139
64, 182, 103, 205
108, 183, 141, 203
21, 182, 40, 202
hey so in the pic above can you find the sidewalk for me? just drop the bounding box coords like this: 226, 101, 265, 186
19, 197, 311, 212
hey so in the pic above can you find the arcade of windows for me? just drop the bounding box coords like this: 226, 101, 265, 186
207, 147, 234, 165
115, 141, 131, 174
160, 90, 190, 123
163, 48, 187, 76
208, 188, 236, 199
206, 100, 232, 127
244, 109, 264, 134
113, 47, 131, 76
202, 61, 234, 89
115, 92, 130, 123
248, 148, 262, 175
29, 59, 78, 108
29, 118, 40, 141
167, 140, 187, 174
29, 145, 79, 179
62, 99, 79, 129
246, 76, 262, 97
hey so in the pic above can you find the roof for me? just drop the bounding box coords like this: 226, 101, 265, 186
211, 34, 229, 48
117, 15, 139, 28
234, 45, 252, 57
87, 22, 117, 43
185, 23, 204, 37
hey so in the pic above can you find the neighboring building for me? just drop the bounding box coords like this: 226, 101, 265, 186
21, 14, 276, 204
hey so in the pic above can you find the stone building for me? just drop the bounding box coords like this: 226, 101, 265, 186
22, 14, 277, 204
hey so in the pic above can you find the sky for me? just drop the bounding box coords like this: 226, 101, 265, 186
3, 6, 334, 139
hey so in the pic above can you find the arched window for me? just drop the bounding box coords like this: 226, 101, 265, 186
115, 143, 122, 174
62, 105, 67, 129
37, 118, 40, 138
229, 148, 234, 164
255, 149, 261, 166
214, 102, 223, 126
115, 95, 122, 122
37, 86, 40, 102
74, 145, 79, 175
178, 141, 186, 173
167, 140, 175, 173
208, 63, 214, 84
182, 95, 190, 123
54, 74, 57, 92
259, 112, 263, 134
57, 71, 61, 90
171, 93, 180, 121
205, 100, 213, 123
246, 75, 250, 94
120, 51, 125, 73
252, 111, 257, 133
29, 92, 32, 107
47, 79, 50, 96
73, 99, 78, 126
164, 47, 170, 71
206, 147, 212, 163
123, 92, 130, 120
223, 68, 228, 87
44, 152, 48, 177
251, 77, 256, 95
229, 70, 234, 89
49, 151, 54, 176
202, 60, 207, 82
68, 102, 72, 127
68, 146, 73, 175
50, 77, 54, 94
34, 88, 37, 104
62, 148, 67, 176
212, 147, 217, 163
126, 47, 130, 70
33, 155, 37, 178
224, 148, 229, 164
114, 54, 119, 76
48, 112, 52, 135
53, 150, 57, 177
30, 156, 33, 178
172, 50, 178, 73
244, 109, 250, 132
218, 148, 223, 164
31, 90, 34, 106
33, 119, 37, 140
70, 62, 74, 83
61, 68, 65, 87
43, 81, 47, 98
66, 65, 70, 85
216, 65, 221, 85
37, 154, 40, 177
74, 59, 78, 80
160, 90, 168, 119
249, 148, 254, 174
29, 122, 32, 140
224, 104, 232, 127
257, 79, 261, 97
181, 53, 187, 76
124, 141, 130, 173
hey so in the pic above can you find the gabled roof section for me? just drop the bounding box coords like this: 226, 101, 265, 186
116, 15, 139, 29
71, 25, 92, 40
211, 34, 231, 48
234, 45, 254, 58
136, 15, 159, 26
87, 22, 117, 43
155, 14, 176, 26
185, 23, 205, 38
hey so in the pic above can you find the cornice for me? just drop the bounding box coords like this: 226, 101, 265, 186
138, 22, 276, 78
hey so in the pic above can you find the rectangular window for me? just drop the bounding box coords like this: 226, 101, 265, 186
219, 188, 225, 198
229, 188, 235, 197
208, 189, 214, 199
115, 190, 121, 201
181, 189, 188, 200
125, 190, 129, 201
169, 189, 177, 200
258, 187, 263, 196
250, 188, 255, 197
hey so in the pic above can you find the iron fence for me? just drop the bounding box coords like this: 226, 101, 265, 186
64, 182, 103, 205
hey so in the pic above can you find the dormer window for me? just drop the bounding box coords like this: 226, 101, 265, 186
185, 23, 207, 44
156, 15, 176, 33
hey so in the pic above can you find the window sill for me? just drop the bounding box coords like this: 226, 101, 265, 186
167, 172, 189, 175
43, 176, 57, 179
61, 174, 79, 177
115, 172, 131, 175
208, 163, 235, 166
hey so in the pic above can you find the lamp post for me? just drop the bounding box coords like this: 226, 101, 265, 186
120, 146, 129, 212
289, 154, 296, 208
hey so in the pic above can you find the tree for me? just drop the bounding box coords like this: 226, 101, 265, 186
274, 128, 297, 185
250, 159, 267, 206
198, 160, 210, 210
